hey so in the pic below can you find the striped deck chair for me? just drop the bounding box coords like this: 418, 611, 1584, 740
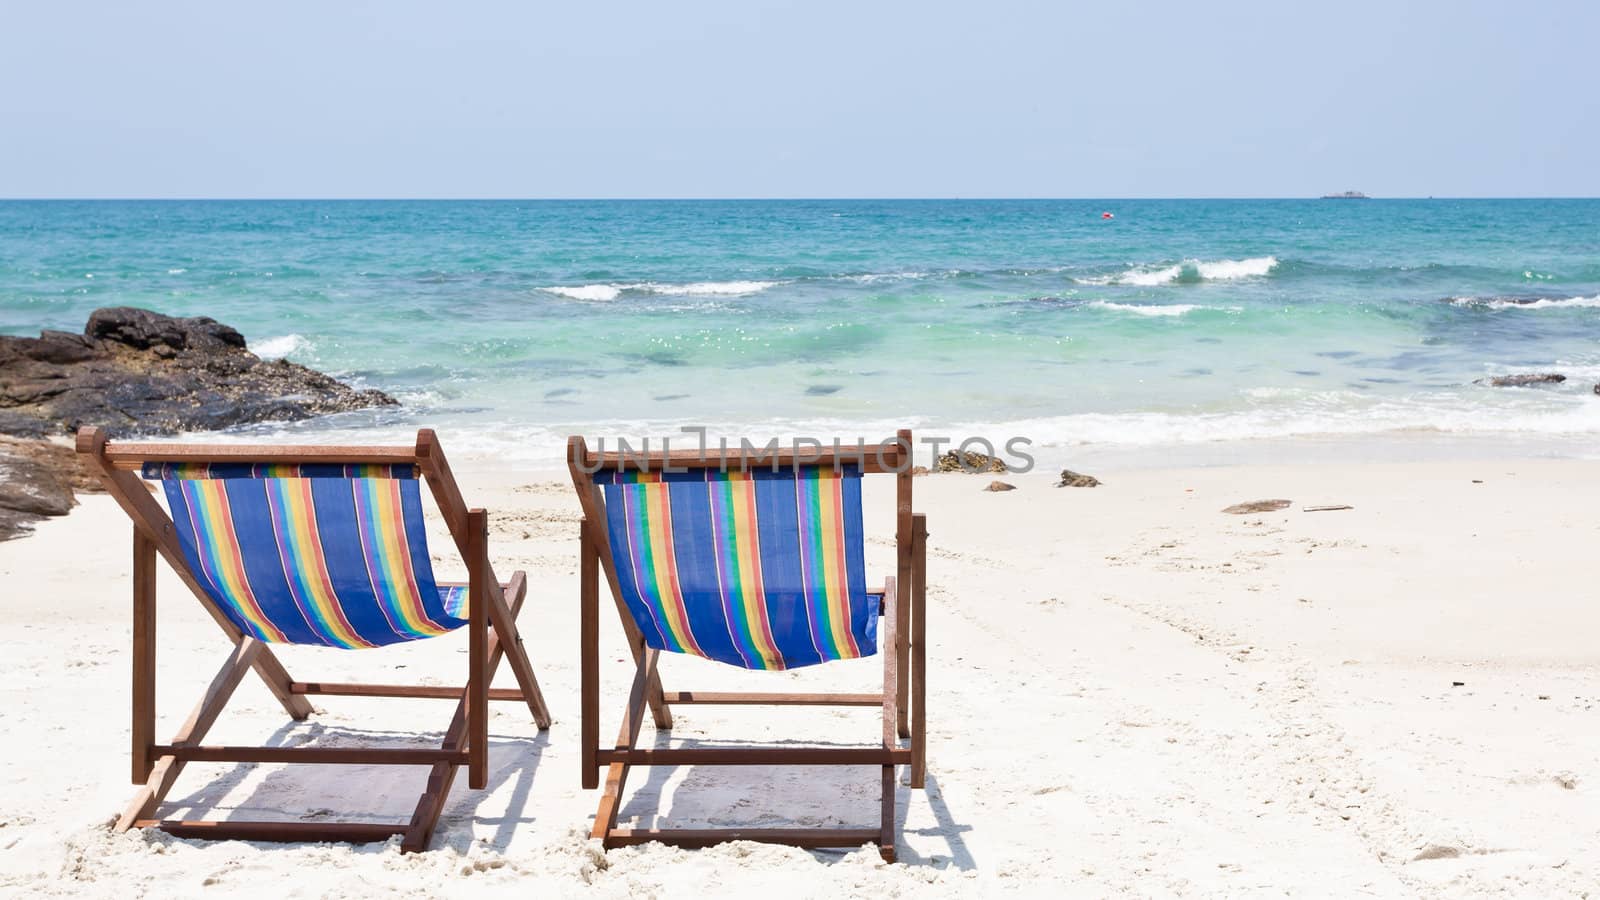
77, 427, 552, 851
567, 430, 927, 861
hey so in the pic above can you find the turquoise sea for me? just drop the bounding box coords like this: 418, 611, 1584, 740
3, 199, 1598, 463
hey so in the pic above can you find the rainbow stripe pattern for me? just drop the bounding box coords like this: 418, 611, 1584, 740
144, 462, 466, 648
595, 464, 877, 670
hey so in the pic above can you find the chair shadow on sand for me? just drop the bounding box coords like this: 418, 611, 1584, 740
613, 731, 976, 871
148, 719, 550, 855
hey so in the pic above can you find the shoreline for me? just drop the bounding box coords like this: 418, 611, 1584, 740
3, 442, 1596, 895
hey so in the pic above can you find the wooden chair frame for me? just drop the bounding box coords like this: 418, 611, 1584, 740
77, 426, 553, 852
567, 429, 927, 861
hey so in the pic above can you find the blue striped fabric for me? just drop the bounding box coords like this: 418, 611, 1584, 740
144, 462, 467, 648
594, 465, 878, 670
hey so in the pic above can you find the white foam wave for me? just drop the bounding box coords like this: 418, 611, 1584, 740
646, 280, 779, 296
1196, 256, 1278, 280
839, 271, 933, 284
541, 280, 780, 301
1090, 301, 1198, 316
253, 334, 310, 360
1451, 294, 1600, 311
542, 284, 623, 302
1077, 256, 1278, 286
166, 268, 187, 275
1088, 301, 1240, 317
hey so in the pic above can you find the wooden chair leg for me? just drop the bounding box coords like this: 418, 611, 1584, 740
581, 522, 600, 791
879, 581, 900, 862
132, 530, 157, 783
894, 432, 913, 741
466, 509, 489, 791
911, 514, 928, 789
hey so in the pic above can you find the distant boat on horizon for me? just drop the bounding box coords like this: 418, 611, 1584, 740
1321, 190, 1370, 199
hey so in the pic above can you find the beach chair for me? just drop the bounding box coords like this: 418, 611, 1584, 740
76, 427, 552, 851
566, 430, 927, 861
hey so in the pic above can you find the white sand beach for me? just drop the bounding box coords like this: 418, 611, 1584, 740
2, 451, 1597, 897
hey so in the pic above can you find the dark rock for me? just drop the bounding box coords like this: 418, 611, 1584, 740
1594, 383, 1599, 396
0, 306, 395, 439
85, 306, 246, 352
984, 480, 1016, 492
1476, 373, 1566, 387
1223, 499, 1292, 514
0, 437, 86, 541
935, 450, 1008, 473
1057, 469, 1101, 488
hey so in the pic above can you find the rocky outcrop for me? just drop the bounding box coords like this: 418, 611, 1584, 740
1476, 373, 1566, 387
0, 307, 397, 540
0, 307, 395, 437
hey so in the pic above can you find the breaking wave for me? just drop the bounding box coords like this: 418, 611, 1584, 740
541, 280, 781, 301
1087, 301, 1240, 317
1077, 256, 1279, 286
253, 334, 310, 359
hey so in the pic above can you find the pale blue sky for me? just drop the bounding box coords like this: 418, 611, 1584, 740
1, 1, 1594, 198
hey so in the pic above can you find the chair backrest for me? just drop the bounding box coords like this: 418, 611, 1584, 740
144, 462, 466, 648
573, 434, 914, 671
593, 465, 873, 670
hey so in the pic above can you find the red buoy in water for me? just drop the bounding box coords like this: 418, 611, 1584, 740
1101, 211, 1114, 219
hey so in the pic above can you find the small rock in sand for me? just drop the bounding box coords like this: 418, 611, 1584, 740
936, 450, 1008, 473
985, 480, 1016, 492
1222, 499, 1291, 514
1057, 469, 1101, 488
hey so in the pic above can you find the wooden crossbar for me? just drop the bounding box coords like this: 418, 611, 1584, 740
595, 747, 911, 766
152, 746, 469, 765
290, 682, 529, 701
606, 828, 883, 849
579, 444, 908, 474
135, 820, 409, 843
101, 443, 420, 469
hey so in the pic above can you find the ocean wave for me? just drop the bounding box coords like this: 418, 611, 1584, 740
1087, 301, 1241, 317
1076, 256, 1279, 286
835, 271, 935, 284
647, 280, 779, 296
541, 280, 780, 301
253, 334, 310, 359
542, 284, 623, 301
1449, 294, 1600, 311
